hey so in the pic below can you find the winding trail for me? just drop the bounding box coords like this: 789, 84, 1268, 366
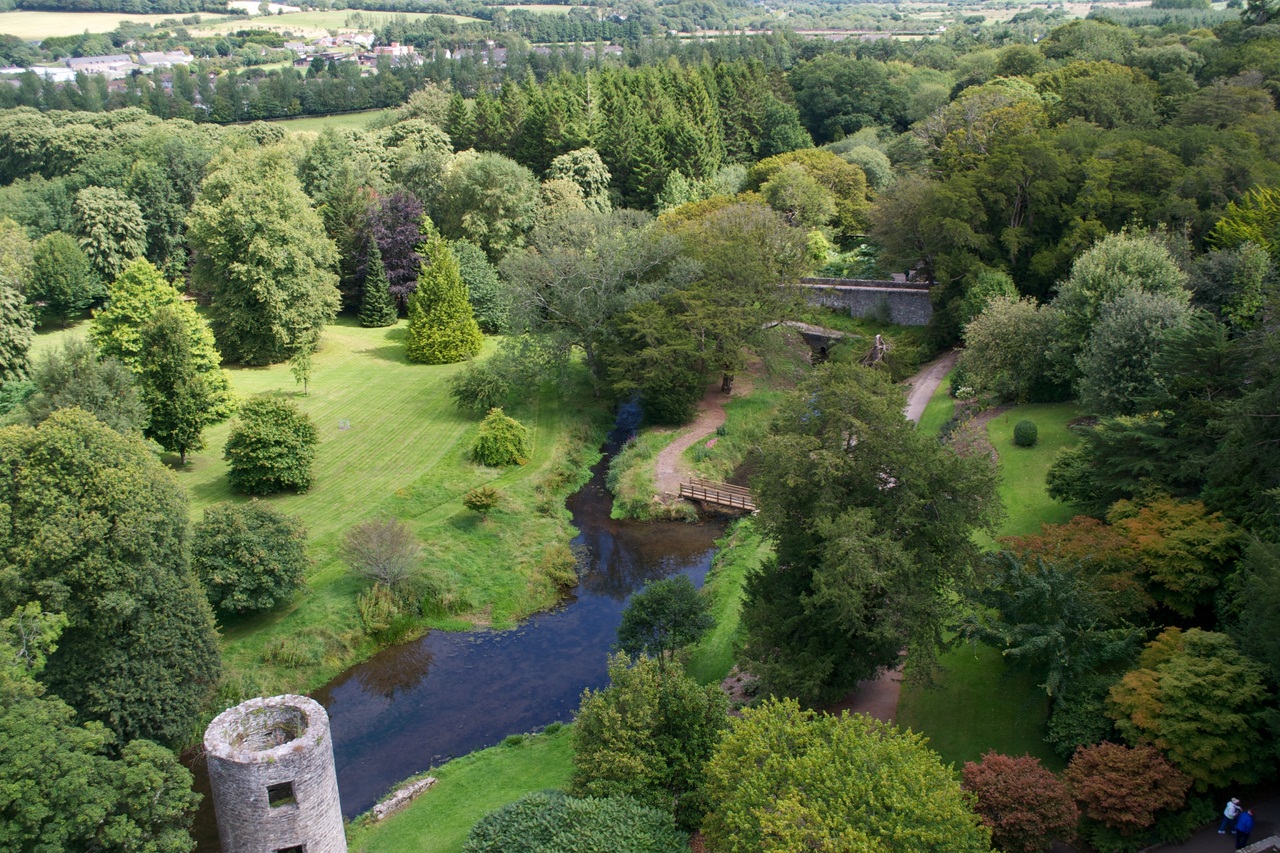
653, 374, 754, 498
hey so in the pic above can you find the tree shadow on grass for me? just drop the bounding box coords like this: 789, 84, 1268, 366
362, 326, 412, 364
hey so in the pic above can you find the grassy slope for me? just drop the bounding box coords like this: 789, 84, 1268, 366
268, 110, 383, 133
898, 401, 1081, 769
915, 368, 955, 437
0, 11, 180, 37
347, 727, 575, 853
984, 402, 1082, 540
31, 319, 601, 701
686, 519, 768, 686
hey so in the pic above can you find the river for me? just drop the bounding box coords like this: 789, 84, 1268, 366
190, 420, 726, 848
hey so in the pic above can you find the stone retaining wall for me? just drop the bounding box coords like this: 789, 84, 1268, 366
798, 278, 934, 327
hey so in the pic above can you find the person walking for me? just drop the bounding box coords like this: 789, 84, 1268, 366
1221, 798, 1243, 834
1235, 809, 1254, 849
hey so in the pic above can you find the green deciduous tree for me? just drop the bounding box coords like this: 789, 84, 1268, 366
0, 284, 32, 385
404, 230, 482, 365
960, 296, 1061, 403
571, 655, 728, 831
502, 208, 685, 386
1075, 291, 1192, 416
0, 408, 221, 744
90, 259, 232, 422
0, 605, 200, 853
616, 576, 713, 667
224, 396, 319, 495
1208, 186, 1280, 260
1048, 231, 1189, 383
138, 307, 219, 465
0, 217, 33, 293
962, 752, 1079, 853
1107, 628, 1271, 789
192, 501, 309, 615
434, 150, 540, 260
25, 231, 98, 327
546, 147, 612, 214
188, 146, 340, 366
73, 186, 146, 281
703, 698, 992, 853
741, 362, 1000, 703
19, 338, 146, 434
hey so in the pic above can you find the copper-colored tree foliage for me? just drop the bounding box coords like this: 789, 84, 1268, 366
962, 752, 1079, 853
1064, 742, 1190, 834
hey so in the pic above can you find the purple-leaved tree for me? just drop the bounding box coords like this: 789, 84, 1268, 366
362, 190, 427, 311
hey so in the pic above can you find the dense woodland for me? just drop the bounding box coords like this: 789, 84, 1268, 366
0, 2, 1278, 850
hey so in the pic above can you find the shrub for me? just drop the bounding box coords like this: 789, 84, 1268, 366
192, 501, 310, 614
572, 655, 728, 831
342, 517, 422, 590
1046, 674, 1120, 760
471, 407, 531, 466
224, 396, 318, 495
1065, 742, 1190, 836
356, 582, 400, 635
463, 791, 686, 853
538, 543, 580, 590
1013, 419, 1039, 447
448, 360, 511, 415
961, 752, 1078, 853
463, 485, 502, 520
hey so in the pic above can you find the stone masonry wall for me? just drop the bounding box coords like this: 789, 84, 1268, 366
798, 278, 934, 326
205, 695, 347, 853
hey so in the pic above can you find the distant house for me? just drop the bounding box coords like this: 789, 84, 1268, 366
138, 50, 192, 68
66, 54, 136, 77
284, 41, 310, 54
373, 41, 415, 57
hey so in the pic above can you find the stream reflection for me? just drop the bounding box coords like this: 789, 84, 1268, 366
190, 426, 724, 848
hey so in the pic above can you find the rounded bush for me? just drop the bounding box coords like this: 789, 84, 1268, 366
463, 791, 686, 853
224, 396, 318, 494
471, 407, 531, 466
193, 501, 309, 614
1013, 419, 1039, 447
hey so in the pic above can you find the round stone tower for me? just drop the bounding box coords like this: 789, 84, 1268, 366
204, 694, 347, 853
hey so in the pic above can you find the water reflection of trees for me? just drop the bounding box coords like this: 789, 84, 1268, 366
352, 642, 434, 700
576, 524, 715, 600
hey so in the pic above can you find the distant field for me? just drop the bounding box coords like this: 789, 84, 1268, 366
0, 10, 183, 38
190, 8, 480, 36
496, 4, 573, 12
265, 109, 384, 132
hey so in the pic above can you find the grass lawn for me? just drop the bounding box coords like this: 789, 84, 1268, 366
915, 367, 954, 437
686, 519, 767, 686
267, 109, 383, 133
347, 726, 575, 853
985, 402, 1081, 540
30, 319, 604, 712
0, 10, 181, 37
897, 640, 1061, 771
898, 401, 1082, 769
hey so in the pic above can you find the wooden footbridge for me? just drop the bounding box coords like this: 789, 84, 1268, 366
678, 478, 756, 513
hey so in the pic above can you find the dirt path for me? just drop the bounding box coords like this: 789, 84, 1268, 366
653, 374, 754, 497
903, 349, 959, 424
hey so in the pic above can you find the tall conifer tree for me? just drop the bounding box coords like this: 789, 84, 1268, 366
405, 227, 482, 364
359, 240, 397, 328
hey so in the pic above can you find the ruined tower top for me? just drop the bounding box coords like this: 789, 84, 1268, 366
205, 694, 346, 853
